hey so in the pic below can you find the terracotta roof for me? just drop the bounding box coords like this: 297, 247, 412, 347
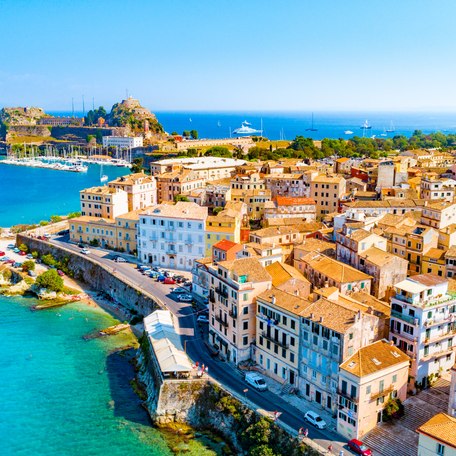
71, 215, 116, 224
213, 239, 240, 252
312, 174, 345, 184
81, 186, 121, 195
359, 246, 408, 267
252, 225, 300, 238
417, 413, 456, 448
217, 257, 272, 283
294, 238, 336, 256
266, 262, 309, 287
445, 246, 456, 258
340, 340, 410, 378
257, 288, 311, 316
336, 157, 350, 163
424, 248, 447, 261
408, 273, 448, 287
108, 172, 154, 185
275, 196, 316, 206
347, 228, 373, 242
140, 201, 208, 220
300, 252, 372, 283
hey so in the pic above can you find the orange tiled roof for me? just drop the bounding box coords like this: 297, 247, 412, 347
275, 196, 316, 206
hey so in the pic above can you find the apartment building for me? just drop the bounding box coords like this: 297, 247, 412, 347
293, 238, 336, 262
102, 135, 143, 148
445, 247, 456, 279
295, 252, 372, 295
417, 413, 456, 456
115, 209, 141, 254
265, 262, 311, 298
255, 289, 309, 387
80, 186, 129, 219
341, 199, 426, 216
205, 209, 242, 256
208, 257, 272, 364
155, 169, 205, 203
449, 364, 456, 417
421, 201, 456, 230
229, 188, 272, 220
237, 242, 284, 267
263, 173, 310, 198
310, 174, 346, 217
299, 296, 383, 414
420, 176, 456, 202
185, 184, 231, 208
137, 202, 208, 271
263, 196, 317, 221
108, 172, 157, 211
422, 248, 447, 278
230, 172, 265, 191
337, 340, 410, 440
389, 274, 456, 388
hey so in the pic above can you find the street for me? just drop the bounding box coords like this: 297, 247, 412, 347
48, 236, 350, 454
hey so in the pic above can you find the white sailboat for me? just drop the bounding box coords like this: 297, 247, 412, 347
386, 121, 395, 133
100, 163, 108, 183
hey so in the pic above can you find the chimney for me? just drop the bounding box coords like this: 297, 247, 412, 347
389, 340, 394, 346
310, 313, 314, 319
271, 294, 276, 305
319, 316, 324, 323
294, 289, 299, 296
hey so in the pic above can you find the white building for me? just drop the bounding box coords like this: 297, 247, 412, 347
417, 413, 456, 456
138, 202, 208, 271
102, 135, 143, 148
389, 274, 456, 389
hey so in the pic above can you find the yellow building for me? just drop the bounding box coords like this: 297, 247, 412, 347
337, 340, 410, 441
310, 174, 346, 217
228, 188, 272, 220
422, 248, 447, 277
80, 186, 129, 219
205, 210, 242, 256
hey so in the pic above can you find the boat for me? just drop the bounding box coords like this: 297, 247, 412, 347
100, 163, 108, 183
380, 128, 387, 137
305, 113, 318, 132
233, 121, 262, 135
386, 121, 395, 133
344, 130, 354, 135
360, 120, 372, 129
217, 121, 221, 127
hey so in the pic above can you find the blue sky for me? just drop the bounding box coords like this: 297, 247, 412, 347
1, 0, 456, 111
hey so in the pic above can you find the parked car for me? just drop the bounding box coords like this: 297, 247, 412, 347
13, 262, 22, 268
245, 372, 268, 391
81, 248, 91, 255
58, 229, 70, 235
28, 270, 37, 277
7, 244, 15, 250
164, 277, 176, 285
43, 233, 51, 239
149, 271, 159, 278
142, 268, 152, 275
157, 275, 166, 282
26, 254, 34, 259
13, 248, 20, 253
114, 256, 127, 263
304, 411, 326, 430
0, 251, 5, 256
196, 315, 209, 324
347, 439, 372, 456
177, 294, 193, 302
77, 243, 85, 248
57, 270, 65, 277
172, 287, 188, 294
5, 259, 15, 264
19, 251, 27, 256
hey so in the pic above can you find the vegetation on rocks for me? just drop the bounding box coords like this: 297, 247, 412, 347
21, 260, 35, 272
36, 269, 64, 292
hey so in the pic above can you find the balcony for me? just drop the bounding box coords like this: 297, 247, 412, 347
394, 294, 415, 305
214, 315, 229, 328
421, 345, 455, 362
216, 287, 229, 299
424, 328, 456, 344
166, 249, 177, 255
423, 315, 455, 327
370, 385, 395, 400
337, 388, 358, 403
391, 310, 420, 326
261, 331, 289, 349
229, 309, 238, 318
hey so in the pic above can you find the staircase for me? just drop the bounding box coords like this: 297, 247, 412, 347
362, 422, 417, 456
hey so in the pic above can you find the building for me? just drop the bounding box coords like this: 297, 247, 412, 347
422, 248, 447, 278
208, 257, 272, 364
155, 169, 205, 203
205, 209, 242, 256
102, 135, 143, 148
446, 247, 456, 279
299, 295, 383, 414
255, 289, 309, 387
108, 173, 157, 211
137, 202, 208, 271
264, 173, 310, 198
231, 172, 265, 191
265, 262, 311, 298
389, 274, 456, 388
417, 413, 456, 456
310, 174, 346, 217
295, 252, 372, 295
337, 340, 410, 440
38, 116, 84, 126
228, 188, 272, 220
420, 176, 456, 202
237, 242, 284, 267
212, 240, 243, 263
263, 196, 317, 221
80, 186, 129, 219
115, 209, 141, 254
341, 198, 426, 216
293, 238, 336, 261
376, 160, 396, 190
449, 364, 456, 417
422, 202, 456, 230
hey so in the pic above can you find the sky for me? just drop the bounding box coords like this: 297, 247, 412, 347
1, 0, 456, 112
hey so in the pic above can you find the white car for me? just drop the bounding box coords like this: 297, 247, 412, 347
178, 294, 193, 302
245, 372, 268, 391
304, 411, 327, 429
197, 315, 209, 323
114, 256, 127, 263
80, 248, 91, 255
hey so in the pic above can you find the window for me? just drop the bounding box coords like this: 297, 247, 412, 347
392, 374, 397, 383
437, 443, 445, 455
243, 321, 248, 330
366, 385, 371, 394
242, 336, 249, 346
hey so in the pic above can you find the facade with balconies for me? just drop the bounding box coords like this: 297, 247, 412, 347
337, 340, 410, 440
206, 257, 272, 364
137, 202, 208, 271
389, 273, 456, 388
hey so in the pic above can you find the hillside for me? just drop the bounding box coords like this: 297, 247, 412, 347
106, 97, 164, 136
0, 107, 47, 127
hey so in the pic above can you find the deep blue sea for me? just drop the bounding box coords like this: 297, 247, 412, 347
52, 110, 456, 140
0, 163, 127, 227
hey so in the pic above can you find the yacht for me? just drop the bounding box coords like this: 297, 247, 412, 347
344, 130, 354, 135
233, 121, 262, 135
386, 121, 395, 133
360, 120, 372, 129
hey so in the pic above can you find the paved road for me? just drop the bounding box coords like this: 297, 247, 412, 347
48, 237, 350, 453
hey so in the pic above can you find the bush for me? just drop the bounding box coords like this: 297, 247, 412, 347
31, 251, 39, 259
36, 269, 64, 292
89, 239, 100, 247
41, 254, 57, 267
22, 260, 35, 272
50, 215, 62, 223
18, 243, 28, 253
383, 397, 404, 421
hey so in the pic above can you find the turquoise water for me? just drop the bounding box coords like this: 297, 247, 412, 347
0, 163, 128, 227
0, 295, 219, 456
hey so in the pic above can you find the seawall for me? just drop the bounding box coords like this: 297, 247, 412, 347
16, 234, 162, 317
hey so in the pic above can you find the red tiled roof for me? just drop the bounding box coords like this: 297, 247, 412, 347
213, 239, 240, 252
275, 196, 316, 206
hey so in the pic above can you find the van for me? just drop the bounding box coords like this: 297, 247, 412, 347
244, 372, 268, 391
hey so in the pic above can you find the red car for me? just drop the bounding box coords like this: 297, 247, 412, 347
0, 251, 5, 256
19, 251, 27, 256
163, 277, 176, 285
348, 439, 372, 456
57, 270, 65, 277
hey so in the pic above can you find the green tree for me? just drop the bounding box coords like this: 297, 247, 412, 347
35, 269, 64, 292
174, 194, 190, 202
190, 129, 198, 139
50, 215, 63, 223
41, 254, 57, 267
22, 260, 35, 272
249, 445, 276, 456
31, 251, 39, 259
67, 211, 81, 219
205, 146, 231, 157
182, 130, 191, 137
18, 243, 28, 253
241, 418, 272, 447
131, 157, 144, 173
171, 131, 178, 136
